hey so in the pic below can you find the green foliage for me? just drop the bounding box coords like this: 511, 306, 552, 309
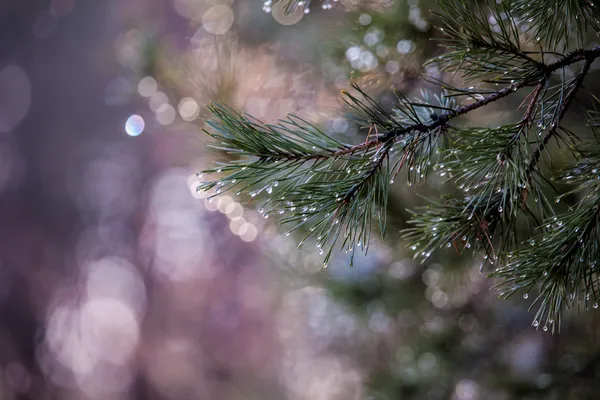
493, 139, 600, 332
432, 0, 542, 84
198, 0, 600, 329
510, 0, 600, 50
199, 87, 454, 267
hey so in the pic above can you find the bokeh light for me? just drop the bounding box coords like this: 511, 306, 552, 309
272, 3, 305, 25
156, 103, 176, 125
202, 5, 234, 35
149, 91, 169, 111
178, 97, 200, 121
239, 222, 258, 242
138, 76, 158, 97
125, 114, 144, 136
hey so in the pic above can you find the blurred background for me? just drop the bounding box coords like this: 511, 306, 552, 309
2, 0, 600, 399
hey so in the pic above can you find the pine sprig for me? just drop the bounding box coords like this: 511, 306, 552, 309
431, 0, 543, 84
198, 0, 600, 329
528, 59, 594, 175
199, 101, 398, 267
493, 178, 600, 333
510, 0, 600, 51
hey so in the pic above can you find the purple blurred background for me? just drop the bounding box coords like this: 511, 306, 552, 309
0, 1, 372, 398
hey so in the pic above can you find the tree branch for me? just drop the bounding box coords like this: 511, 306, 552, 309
527, 58, 593, 175
260, 46, 600, 167
545, 46, 600, 72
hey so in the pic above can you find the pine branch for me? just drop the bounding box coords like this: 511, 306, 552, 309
527, 58, 593, 175
198, 0, 600, 329
510, 0, 600, 51
432, 0, 543, 84
382, 46, 600, 143
405, 44, 600, 264
493, 138, 600, 332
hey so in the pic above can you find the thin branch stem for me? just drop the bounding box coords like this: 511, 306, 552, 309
265, 47, 600, 166
521, 83, 543, 125
545, 46, 600, 72
382, 46, 600, 144
527, 58, 594, 175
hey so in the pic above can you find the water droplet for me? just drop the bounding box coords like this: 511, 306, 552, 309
318, 248, 323, 255
410, 245, 417, 250
264, 213, 269, 219
250, 192, 257, 197
446, 242, 451, 248
594, 303, 599, 309
498, 206, 503, 213
285, 232, 290, 236
258, 208, 264, 214
543, 326, 548, 332
533, 320, 539, 327
523, 293, 528, 299
266, 186, 273, 194
273, 181, 279, 187
465, 242, 471, 249
216, 188, 221, 194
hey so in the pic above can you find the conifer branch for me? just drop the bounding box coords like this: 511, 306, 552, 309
197, 0, 600, 329
528, 58, 594, 175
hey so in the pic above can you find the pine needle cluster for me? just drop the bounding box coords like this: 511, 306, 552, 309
197, 0, 600, 331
